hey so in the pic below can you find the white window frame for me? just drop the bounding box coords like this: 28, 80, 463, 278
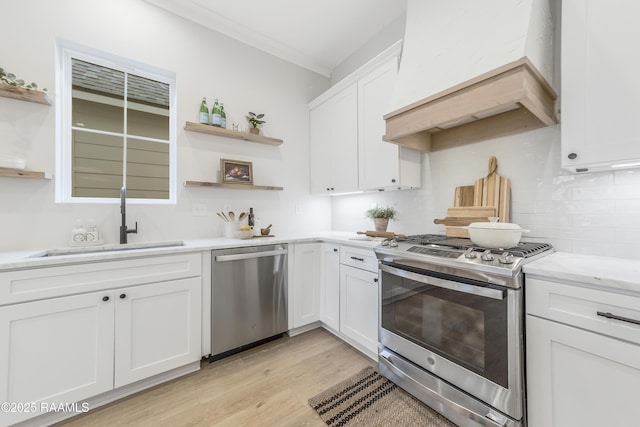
55, 39, 177, 204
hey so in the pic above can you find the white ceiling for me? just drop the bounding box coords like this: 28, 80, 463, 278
145, 0, 407, 77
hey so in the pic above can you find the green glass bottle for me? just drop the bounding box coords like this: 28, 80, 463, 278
211, 98, 222, 127
220, 102, 227, 128
199, 97, 209, 125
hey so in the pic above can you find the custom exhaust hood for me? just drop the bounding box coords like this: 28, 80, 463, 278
384, 0, 558, 152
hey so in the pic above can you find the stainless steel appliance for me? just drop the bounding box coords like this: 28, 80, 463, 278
210, 244, 288, 361
375, 235, 553, 427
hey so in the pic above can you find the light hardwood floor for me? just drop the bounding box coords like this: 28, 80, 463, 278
56, 328, 374, 426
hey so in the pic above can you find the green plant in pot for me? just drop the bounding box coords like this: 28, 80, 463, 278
246, 112, 265, 135
365, 205, 397, 232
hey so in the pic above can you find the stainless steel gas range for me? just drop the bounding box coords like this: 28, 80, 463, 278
374, 234, 553, 427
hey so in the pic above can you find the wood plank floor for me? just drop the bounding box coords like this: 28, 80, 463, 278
56, 328, 374, 426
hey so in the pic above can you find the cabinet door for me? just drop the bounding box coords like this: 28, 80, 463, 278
339, 265, 378, 355
114, 277, 201, 388
527, 316, 640, 427
319, 244, 340, 331
309, 101, 334, 194
562, 0, 640, 171
358, 57, 401, 190
292, 243, 321, 328
309, 86, 358, 194
0, 292, 114, 425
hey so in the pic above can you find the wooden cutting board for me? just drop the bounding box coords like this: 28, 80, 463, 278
454, 185, 475, 207
441, 206, 496, 238
473, 156, 510, 222
357, 231, 405, 238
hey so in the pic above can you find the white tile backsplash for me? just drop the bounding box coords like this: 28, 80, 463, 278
331, 124, 640, 260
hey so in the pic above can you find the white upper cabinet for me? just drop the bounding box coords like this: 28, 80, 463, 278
310, 86, 359, 194
562, 0, 640, 173
309, 42, 421, 194
358, 57, 421, 190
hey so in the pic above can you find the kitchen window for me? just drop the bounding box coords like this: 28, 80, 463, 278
55, 40, 176, 203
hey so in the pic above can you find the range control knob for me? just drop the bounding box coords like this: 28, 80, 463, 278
464, 248, 477, 259
389, 239, 398, 248
499, 252, 515, 264
481, 250, 494, 262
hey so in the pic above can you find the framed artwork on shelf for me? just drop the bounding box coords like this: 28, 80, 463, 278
221, 159, 253, 184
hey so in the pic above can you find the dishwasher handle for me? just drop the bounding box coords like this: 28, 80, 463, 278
215, 249, 287, 262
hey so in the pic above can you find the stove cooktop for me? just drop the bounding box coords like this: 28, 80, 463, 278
374, 233, 554, 280
389, 234, 552, 258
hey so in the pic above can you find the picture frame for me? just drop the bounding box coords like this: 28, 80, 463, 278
221, 159, 253, 185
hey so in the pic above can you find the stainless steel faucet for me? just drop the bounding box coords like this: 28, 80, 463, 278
120, 186, 138, 244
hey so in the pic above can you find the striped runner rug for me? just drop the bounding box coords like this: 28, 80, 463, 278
308, 366, 457, 426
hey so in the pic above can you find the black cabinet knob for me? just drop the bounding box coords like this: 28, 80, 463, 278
102, 296, 109, 302
568, 153, 578, 160
120, 293, 126, 299
373, 278, 379, 283
333, 248, 338, 252
391, 178, 396, 183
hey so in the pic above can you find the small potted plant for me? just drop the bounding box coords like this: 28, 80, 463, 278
246, 112, 265, 135
365, 205, 398, 232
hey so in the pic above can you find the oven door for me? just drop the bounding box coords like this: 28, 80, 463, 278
379, 262, 524, 420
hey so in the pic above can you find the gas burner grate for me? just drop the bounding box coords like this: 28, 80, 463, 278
509, 242, 553, 258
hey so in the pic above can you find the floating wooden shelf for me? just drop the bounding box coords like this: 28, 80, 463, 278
0, 167, 52, 180
0, 84, 52, 105
184, 180, 283, 191
184, 122, 283, 146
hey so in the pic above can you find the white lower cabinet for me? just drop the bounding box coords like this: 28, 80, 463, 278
339, 264, 378, 356
319, 244, 340, 331
293, 243, 379, 360
291, 243, 322, 328
114, 278, 201, 388
526, 277, 640, 427
527, 316, 640, 427
0, 292, 114, 426
0, 253, 202, 426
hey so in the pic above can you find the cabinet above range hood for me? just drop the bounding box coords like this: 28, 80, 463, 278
384, 0, 558, 153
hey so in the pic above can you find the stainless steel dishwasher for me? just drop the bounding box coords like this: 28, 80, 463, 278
209, 244, 288, 361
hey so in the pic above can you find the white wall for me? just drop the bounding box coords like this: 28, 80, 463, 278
0, 0, 331, 251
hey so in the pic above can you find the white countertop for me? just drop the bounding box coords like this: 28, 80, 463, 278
524, 252, 640, 294
0, 231, 385, 271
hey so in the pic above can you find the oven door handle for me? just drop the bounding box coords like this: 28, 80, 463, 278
380, 264, 505, 300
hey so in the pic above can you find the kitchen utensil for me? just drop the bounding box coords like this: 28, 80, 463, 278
217, 212, 228, 222
238, 212, 247, 222
228, 211, 235, 221
357, 231, 406, 238
440, 207, 496, 238
261, 224, 272, 236
467, 218, 529, 248
473, 156, 510, 222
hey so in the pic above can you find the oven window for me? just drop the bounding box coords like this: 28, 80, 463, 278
381, 269, 508, 387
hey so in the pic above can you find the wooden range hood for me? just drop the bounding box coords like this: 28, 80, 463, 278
383, 57, 558, 153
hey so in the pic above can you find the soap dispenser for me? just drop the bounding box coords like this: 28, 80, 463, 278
71, 219, 86, 243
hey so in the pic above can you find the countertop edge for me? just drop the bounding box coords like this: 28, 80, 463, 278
0, 231, 384, 271
524, 252, 640, 293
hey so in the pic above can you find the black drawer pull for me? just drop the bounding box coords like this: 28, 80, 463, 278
102, 296, 109, 302
350, 256, 365, 262
597, 311, 640, 326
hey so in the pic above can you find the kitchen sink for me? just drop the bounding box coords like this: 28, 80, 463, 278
31, 241, 185, 257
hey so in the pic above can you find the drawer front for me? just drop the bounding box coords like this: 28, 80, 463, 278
526, 277, 640, 345
0, 253, 202, 306
340, 245, 378, 273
